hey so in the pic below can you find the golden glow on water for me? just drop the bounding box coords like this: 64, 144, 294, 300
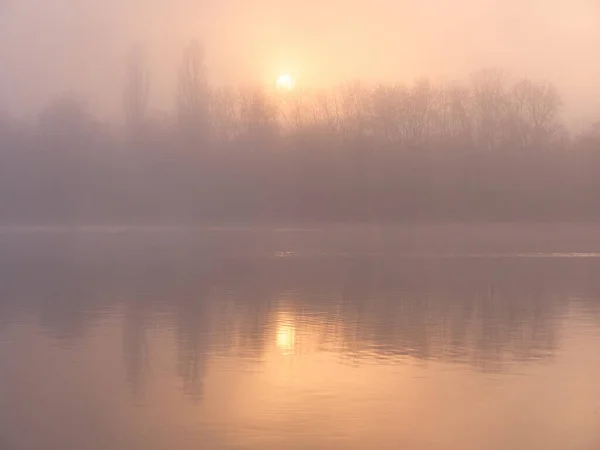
275, 314, 296, 354
4, 308, 600, 450
276, 324, 295, 351
2, 236, 600, 450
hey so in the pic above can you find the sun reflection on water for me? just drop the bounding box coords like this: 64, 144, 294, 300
275, 317, 296, 354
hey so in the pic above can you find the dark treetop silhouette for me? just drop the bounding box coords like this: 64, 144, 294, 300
1, 47, 600, 224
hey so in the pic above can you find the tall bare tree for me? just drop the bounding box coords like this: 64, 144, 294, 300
177, 40, 209, 143
123, 46, 150, 133
211, 87, 239, 142
238, 87, 279, 143
471, 69, 509, 152
510, 79, 562, 149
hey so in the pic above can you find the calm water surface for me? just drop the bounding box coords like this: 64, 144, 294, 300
1, 225, 599, 450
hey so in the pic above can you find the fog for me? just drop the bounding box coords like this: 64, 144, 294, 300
1, 0, 600, 123
2, 0, 600, 225
3, 4, 600, 447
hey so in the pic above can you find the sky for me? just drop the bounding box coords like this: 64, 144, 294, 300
0, 0, 599, 125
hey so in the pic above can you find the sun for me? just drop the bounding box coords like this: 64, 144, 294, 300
276, 73, 295, 90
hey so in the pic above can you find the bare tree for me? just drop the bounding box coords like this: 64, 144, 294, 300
312, 90, 340, 137
471, 69, 509, 152
338, 81, 370, 141
433, 84, 473, 148
38, 94, 92, 140
211, 87, 239, 142
404, 78, 435, 147
238, 87, 279, 144
123, 46, 150, 133
510, 79, 562, 150
177, 40, 210, 143
370, 84, 403, 143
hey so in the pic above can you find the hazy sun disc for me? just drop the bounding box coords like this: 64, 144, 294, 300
276, 73, 295, 90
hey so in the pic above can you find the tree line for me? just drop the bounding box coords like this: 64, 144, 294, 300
1, 41, 600, 224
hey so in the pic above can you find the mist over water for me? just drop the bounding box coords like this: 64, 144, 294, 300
2, 2, 600, 449
0, 227, 600, 450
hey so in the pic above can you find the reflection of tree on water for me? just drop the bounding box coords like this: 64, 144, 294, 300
207, 262, 275, 360
2, 236, 600, 398
175, 290, 210, 402
134, 255, 598, 374
0, 245, 120, 344
120, 256, 215, 401
327, 258, 564, 370
122, 298, 150, 399
210, 257, 577, 372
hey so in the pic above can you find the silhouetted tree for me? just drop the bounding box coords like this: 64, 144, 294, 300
238, 87, 279, 145
123, 46, 150, 136
3, 50, 600, 224
509, 79, 563, 150
338, 81, 370, 141
404, 78, 435, 147
37, 94, 93, 140
471, 69, 509, 152
177, 40, 210, 144
370, 84, 403, 143
211, 87, 239, 142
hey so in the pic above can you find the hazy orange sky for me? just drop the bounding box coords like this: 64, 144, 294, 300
1, 0, 599, 125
